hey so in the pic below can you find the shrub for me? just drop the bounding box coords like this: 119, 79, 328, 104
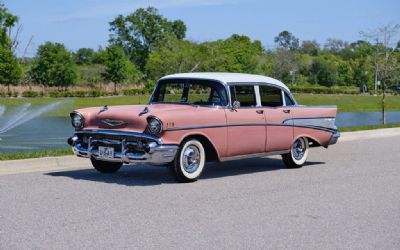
22, 90, 39, 97
121, 88, 147, 95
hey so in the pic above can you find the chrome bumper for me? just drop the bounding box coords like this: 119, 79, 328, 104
328, 130, 340, 145
68, 130, 178, 165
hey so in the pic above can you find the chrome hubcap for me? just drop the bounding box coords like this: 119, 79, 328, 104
292, 138, 306, 160
182, 145, 201, 173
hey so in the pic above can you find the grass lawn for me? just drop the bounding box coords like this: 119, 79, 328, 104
293, 94, 400, 112
338, 122, 400, 132
0, 149, 73, 161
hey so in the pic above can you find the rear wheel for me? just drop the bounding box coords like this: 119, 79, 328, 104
282, 137, 309, 168
171, 139, 206, 182
91, 158, 122, 173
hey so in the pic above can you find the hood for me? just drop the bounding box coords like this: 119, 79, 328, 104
74, 104, 196, 133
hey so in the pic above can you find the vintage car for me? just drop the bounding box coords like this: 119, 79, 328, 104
68, 73, 339, 182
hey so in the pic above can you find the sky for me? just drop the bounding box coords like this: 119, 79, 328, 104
4, 0, 400, 57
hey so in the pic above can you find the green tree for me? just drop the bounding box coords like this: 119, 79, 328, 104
91, 47, 108, 64
146, 35, 203, 82
109, 6, 187, 69
323, 38, 348, 53
336, 60, 354, 86
0, 1, 18, 48
270, 48, 297, 83
395, 40, 400, 52
30, 42, 78, 88
274, 31, 299, 50
361, 24, 400, 124
0, 1, 21, 90
203, 34, 263, 73
74, 48, 95, 65
0, 45, 22, 91
103, 45, 140, 93
309, 56, 338, 86
300, 40, 320, 56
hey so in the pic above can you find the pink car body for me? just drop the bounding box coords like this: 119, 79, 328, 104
68, 73, 339, 180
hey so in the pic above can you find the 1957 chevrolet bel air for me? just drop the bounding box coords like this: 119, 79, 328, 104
68, 73, 339, 182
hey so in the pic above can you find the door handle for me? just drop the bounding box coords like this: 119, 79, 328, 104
283, 109, 291, 114
256, 110, 264, 114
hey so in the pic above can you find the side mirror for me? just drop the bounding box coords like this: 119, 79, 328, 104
232, 100, 240, 110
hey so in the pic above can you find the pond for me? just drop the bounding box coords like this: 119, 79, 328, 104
1, 110, 400, 154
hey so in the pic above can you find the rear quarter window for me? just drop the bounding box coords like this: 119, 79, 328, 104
259, 85, 283, 107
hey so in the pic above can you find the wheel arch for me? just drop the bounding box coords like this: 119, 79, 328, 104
293, 134, 322, 148
180, 133, 220, 162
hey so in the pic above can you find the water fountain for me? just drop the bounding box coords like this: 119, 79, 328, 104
0, 101, 65, 135
0, 105, 5, 117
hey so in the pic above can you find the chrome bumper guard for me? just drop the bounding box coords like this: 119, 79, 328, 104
68, 130, 178, 165
328, 130, 340, 145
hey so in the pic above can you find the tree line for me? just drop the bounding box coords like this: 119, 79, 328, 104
1, 3, 399, 93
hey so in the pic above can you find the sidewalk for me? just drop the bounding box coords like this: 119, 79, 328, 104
0, 155, 90, 176
1, 127, 400, 176
340, 127, 400, 142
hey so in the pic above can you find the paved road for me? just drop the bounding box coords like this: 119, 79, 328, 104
1, 133, 399, 249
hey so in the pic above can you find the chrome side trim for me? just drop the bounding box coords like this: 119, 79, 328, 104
75, 130, 163, 144
283, 117, 336, 131
220, 150, 290, 162
165, 123, 266, 131
164, 122, 337, 133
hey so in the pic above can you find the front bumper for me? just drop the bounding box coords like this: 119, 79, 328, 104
68, 130, 178, 165
328, 130, 340, 145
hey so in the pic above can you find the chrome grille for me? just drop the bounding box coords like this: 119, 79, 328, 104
79, 133, 154, 143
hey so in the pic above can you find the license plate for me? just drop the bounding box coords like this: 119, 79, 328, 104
98, 146, 114, 159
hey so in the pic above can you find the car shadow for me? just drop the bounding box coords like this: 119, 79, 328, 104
45, 157, 325, 186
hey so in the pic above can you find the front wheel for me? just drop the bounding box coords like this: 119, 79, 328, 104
91, 158, 122, 173
282, 137, 309, 168
171, 139, 206, 182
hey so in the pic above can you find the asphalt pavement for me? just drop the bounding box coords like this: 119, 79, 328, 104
0, 130, 399, 249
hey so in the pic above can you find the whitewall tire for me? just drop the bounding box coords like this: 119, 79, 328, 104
172, 139, 206, 182
282, 137, 309, 168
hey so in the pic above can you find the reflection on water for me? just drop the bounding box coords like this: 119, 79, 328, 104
0, 111, 400, 153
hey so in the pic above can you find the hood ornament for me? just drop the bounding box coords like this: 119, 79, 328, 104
102, 119, 127, 127
139, 106, 150, 116
98, 105, 108, 114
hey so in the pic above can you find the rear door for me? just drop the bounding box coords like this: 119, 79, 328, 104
225, 85, 266, 156
259, 85, 294, 152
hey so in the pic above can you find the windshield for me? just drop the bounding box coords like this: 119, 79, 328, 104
150, 79, 228, 106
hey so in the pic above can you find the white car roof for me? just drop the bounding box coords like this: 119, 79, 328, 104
160, 72, 289, 91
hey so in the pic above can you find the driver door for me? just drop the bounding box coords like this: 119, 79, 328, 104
225, 85, 266, 156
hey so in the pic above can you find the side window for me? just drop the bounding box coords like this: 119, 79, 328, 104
259, 85, 283, 107
284, 92, 295, 106
230, 85, 256, 107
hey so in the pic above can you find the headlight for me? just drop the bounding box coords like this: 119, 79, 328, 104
70, 112, 84, 129
147, 116, 163, 134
